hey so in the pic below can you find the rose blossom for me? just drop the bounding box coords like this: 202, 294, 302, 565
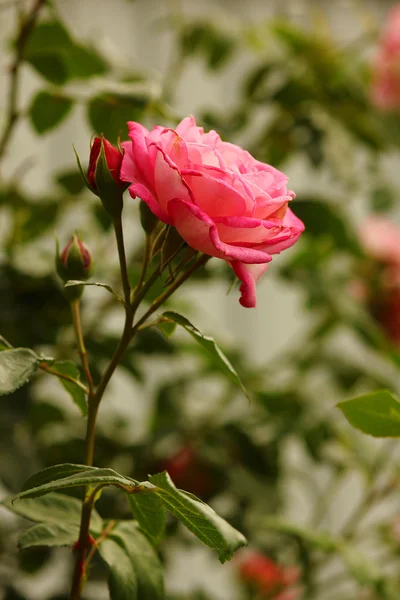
237, 550, 301, 599
121, 116, 304, 307
359, 217, 400, 344
371, 5, 400, 111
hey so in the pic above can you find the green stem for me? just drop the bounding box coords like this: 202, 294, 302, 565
69, 217, 135, 600
132, 254, 210, 334
0, 0, 45, 165
131, 234, 152, 302
71, 300, 94, 399
113, 215, 131, 307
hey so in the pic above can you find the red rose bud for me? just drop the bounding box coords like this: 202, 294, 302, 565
56, 234, 92, 301
75, 136, 127, 218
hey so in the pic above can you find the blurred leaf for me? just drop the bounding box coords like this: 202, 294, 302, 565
127, 490, 166, 544
44, 360, 87, 416
98, 521, 164, 600
25, 20, 108, 83
14, 199, 59, 243
29, 91, 74, 134
65, 281, 124, 304
161, 311, 250, 400
87, 93, 149, 142
56, 170, 86, 195
18, 523, 79, 550
3, 492, 102, 533
157, 320, 176, 337
338, 390, 400, 437
180, 22, 236, 71
291, 198, 362, 255
15, 465, 137, 500
149, 471, 247, 562
26, 54, 69, 85
0, 348, 39, 396
64, 44, 108, 79
370, 185, 396, 213
264, 517, 383, 586
24, 20, 72, 84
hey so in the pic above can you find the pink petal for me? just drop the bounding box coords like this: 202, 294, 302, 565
181, 169, 248, 218
124, 122, 154, 188
175, 115, 203, 142
153, 146, 193, 215
231, 261, 269, 308
168, 199, 273, 264
128, 182, 172, 225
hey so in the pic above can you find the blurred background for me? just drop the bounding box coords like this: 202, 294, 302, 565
2, 0, 400, 599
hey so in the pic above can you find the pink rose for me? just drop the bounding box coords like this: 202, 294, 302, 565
236, 550, 301, 598
371, 5, 400, 111
359, 217, 400, 266
359, 217, 400, 345
120, 116, 304, 307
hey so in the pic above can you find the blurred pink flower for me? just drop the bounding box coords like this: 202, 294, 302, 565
371, 5, 400, 111
237, 550, 301, 599
121, 116, 304, 307
359, 217, 400, 344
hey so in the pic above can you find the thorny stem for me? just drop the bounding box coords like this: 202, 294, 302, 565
0, 0, 46, 164
70, 223, 209, 599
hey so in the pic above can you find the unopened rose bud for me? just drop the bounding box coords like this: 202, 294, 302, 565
75, 136, 128, 218
56, 234, 92, 300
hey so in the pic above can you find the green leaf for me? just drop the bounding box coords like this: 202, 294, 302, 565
49, 360, 87, 416
149, 471, 247, 563
15, 466, 137, 501
291, 199, 362, 255
157, 320, 177, 338
65, 281, 124, 304
99, 521, 164, 600
338, 390, 400, 437
0, 348, 39, 396
127, 487, 166, 544
24, 20, 72, 84
29, 91, 74, 134
263, 517, 383, 587
27, 54, 69, 85
3, 492, 103, 534
20, 463, 98, 492
64, 44, 108, 79
160, 311, 250, 400
56, 170, 86, 195
263, 517, 336, 552
87, 93, 149, 143
18, 522, 79, 550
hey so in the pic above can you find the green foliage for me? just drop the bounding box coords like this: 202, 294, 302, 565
87, 93, 150, 142
160, 311, 250, 400
56, 169, 86, 195
18, 523, 79, 550
0, 348, 39, 396
64, 280, 124, 304
3, 492, 102, 533
29, 91, 74, 133
149, 471, 247, 562
127, 490, 166, 545
24, 19, 108, 84
14, 465, 137, 500
338, 390, 400, 437
43, 360, 87, 415
99, 521, 164, 600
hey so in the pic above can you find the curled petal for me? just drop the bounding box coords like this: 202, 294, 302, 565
231, 262, 269, 308
168, 199, 273, 264
128, 182, 172, 225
